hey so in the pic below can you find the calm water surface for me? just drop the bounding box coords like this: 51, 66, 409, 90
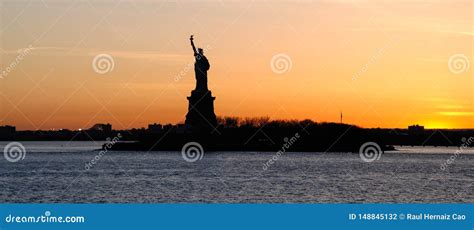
0, 142, 472, 203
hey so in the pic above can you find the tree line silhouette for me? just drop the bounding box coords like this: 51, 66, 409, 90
2, 117, 472, 152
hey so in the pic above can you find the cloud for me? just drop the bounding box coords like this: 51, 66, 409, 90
438, 30, 474, 36
437, 111, 474, 116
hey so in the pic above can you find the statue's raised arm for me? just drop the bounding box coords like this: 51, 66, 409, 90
190, 35, 197, 55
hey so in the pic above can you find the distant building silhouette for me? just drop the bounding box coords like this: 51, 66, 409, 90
148, 123, 163, 133
89, 123, 112, 132
0, 125, 16, 135
0, 125, 16, 140
408, 124, 425, 135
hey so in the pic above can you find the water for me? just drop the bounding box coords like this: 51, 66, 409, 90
0, 142, 472, 203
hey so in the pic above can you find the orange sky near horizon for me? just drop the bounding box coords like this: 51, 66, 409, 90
0, 0, 473, 130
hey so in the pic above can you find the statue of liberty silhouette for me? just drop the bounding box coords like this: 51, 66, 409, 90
185, 35, 217, 131
190, 35, 210, 92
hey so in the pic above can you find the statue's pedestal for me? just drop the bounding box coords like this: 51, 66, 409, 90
185, 90, 217, 131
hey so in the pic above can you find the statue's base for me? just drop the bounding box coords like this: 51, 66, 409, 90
185, 90, 217, 132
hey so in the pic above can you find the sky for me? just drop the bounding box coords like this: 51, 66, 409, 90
0, 0, 472, 130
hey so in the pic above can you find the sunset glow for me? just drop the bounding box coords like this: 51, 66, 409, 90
1, 0, 472, 130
